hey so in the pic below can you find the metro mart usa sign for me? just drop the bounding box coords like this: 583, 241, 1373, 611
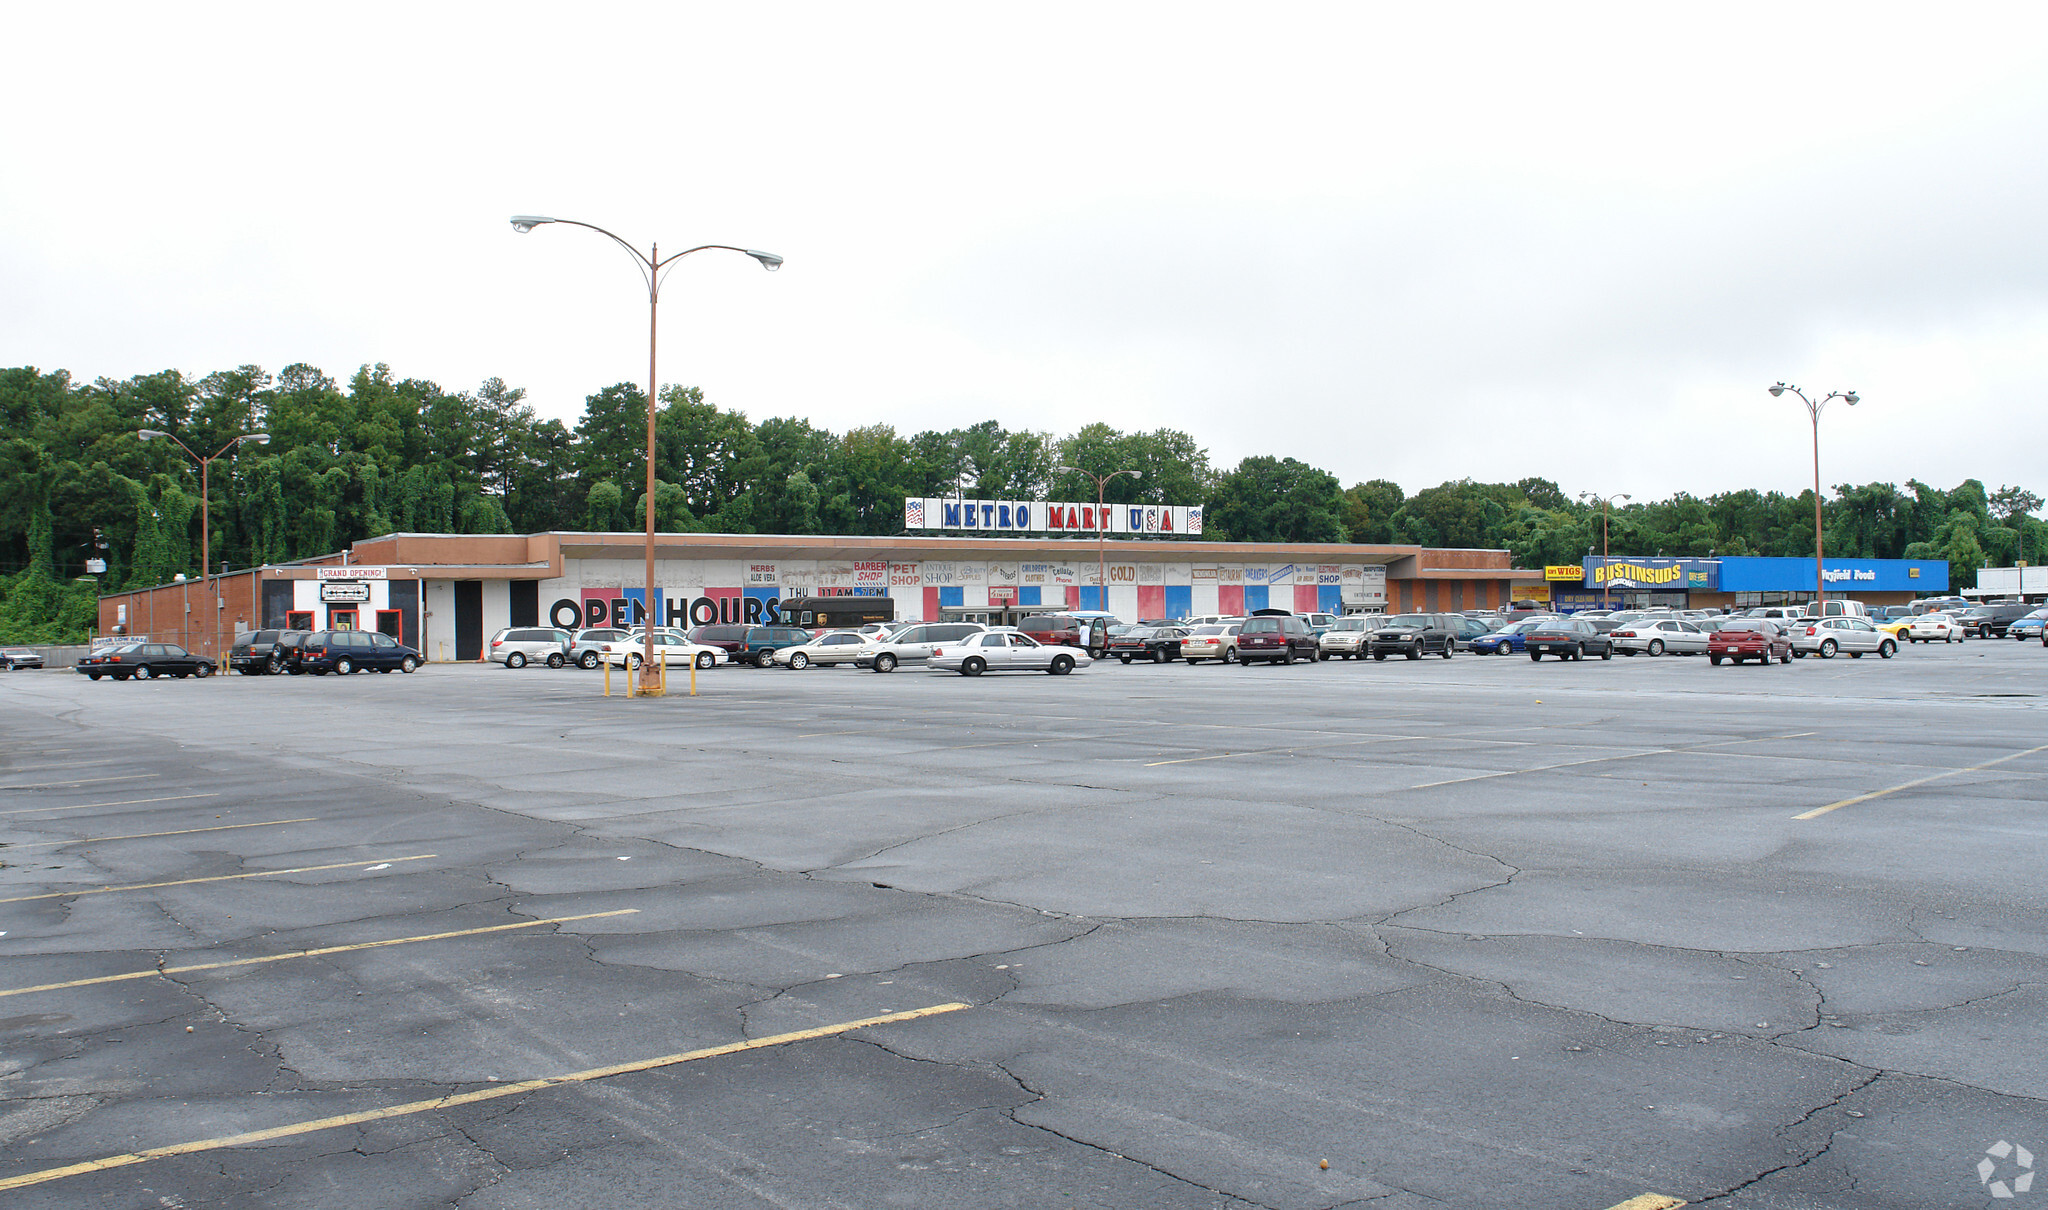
906, 498, 1203, 536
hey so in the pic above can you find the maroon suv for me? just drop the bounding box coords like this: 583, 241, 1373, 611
1235, 613, 1318, 665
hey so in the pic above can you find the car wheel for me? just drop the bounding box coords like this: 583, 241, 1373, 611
1118, 655, 1131, 664
1223, 647, 1237, 664
628, 653, 642, 670
1404, 648, 1420, 660
1050, 655, 1074, 675
1710, 654, 1723, 665
1185, 657, 1199, 665
1529, 652, 1541, 662
133, 665, 152, 680
868, 653, 896, 673
1600, 647, 1612, 660
267, 655, 284, 674
1278, 648, 1294, 665
87, 672, 102, 680
1149, 648, 1165, 664
696, 652, 715, 670
546, 652, 565, 669
336, 657, 355, 675
1647, 639, 1664, 657
507, 652, 526, 669
401, 656, 419, 673
579, 651, 600, 669
961, 657, 985, 677
195, 662, 213, 678
1376, 653, 1388, 661
1497, 645, 1511, 656
1879, 641, 1895, 659
789, 652, 809, 669
1441, 643, 1454, 660
1819, 639, 1837, 658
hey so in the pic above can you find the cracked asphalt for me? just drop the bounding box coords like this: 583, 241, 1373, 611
1, 637, 2044, 1208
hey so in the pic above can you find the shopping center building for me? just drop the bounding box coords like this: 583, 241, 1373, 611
95, 530, 1547, 663
1537, 555, 1950, 612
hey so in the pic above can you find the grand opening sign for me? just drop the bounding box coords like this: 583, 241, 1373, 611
905, 498, 1203, 536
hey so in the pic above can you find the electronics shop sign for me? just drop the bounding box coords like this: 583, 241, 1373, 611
904, 498, 1203, 535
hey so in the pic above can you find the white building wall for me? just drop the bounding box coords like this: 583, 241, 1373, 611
423, 580, 458, 663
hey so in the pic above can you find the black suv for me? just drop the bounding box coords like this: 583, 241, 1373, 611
1957, 603, 2032, 639
230, 628, 310, 675
1235, 612, 1318, 665
1368, 613, 1460, 660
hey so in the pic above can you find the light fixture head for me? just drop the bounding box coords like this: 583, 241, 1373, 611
1619, 493, 1632, 502
1128, 470, 1144, 479
1052, 465, 1077, 474
137, 429, 167, 440
746, 250, 784, 271
510, 215, 555, 234
1845, 391, 1859, 405
1768, 383, 1786, 397
245, 433, 271, 445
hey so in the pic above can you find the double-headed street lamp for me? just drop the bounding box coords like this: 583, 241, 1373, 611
511, 216, 781, 690
1579, 491, 1631, 611
1053, 465, 1142, 610
1769, 383, 1859, 607
137, 429, 270, 665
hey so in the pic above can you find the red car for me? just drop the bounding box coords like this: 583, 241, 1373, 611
1708, 619, 1792, 665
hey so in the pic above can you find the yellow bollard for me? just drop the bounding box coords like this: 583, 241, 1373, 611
603, 658, 612, 697
690, 654, 697, 696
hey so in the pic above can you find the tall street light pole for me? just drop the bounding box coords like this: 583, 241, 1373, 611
137, 429, 270, 667
1769, 383, 1859, 608
512, 216, 781, 691
1053, 465, 1142, 613
1578, 491, 1631, 612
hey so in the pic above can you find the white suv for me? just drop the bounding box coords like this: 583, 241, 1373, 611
488, 627, 571, 669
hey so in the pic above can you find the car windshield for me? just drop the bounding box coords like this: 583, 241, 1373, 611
1720, 619, 1765, 632
1330, 618, 1369, 631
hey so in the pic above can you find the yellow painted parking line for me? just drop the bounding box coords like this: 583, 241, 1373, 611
1794, 741, 2048, 819
0, 909, 640, 999
1602, 1196, 1686, 1210
0, 854, 436, 903
0, 1001, 972, 1192
0, 793, 219, 818
3, 818, 317, 850
0, 774, 148, 791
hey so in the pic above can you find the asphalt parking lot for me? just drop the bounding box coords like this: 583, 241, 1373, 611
2, 639, 2045, 1208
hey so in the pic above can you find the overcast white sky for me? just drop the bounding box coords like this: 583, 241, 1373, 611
5, 3, 2046, 506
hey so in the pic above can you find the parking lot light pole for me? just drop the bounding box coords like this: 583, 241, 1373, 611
1054, 466, 1142, 612
1578, 492, 1631, 612
511, 216, 781, 690
137, 429, 270, 668
1769, 383, 1859, 608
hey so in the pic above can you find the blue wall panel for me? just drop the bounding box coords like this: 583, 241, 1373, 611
1164, 585, 1192, 620
1243, 585, 1269, 612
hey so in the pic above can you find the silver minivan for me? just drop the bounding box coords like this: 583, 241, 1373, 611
858, 622, 988, 672
488, 627, 571, 669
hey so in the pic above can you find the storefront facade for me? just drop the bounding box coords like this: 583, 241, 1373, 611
1553, 556, 1949, 612
97, 531, 1547, 662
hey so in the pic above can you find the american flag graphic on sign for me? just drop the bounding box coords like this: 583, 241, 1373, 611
905, 499, 924, 528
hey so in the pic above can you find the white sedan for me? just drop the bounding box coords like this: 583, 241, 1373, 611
771, 631, 870, 668
602, 632, 728, 670
1904, 614, 1965, 644
929, 629, 1091, 675
1790, 616, 1897, 659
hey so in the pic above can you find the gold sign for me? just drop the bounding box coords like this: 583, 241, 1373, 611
1545, 565, 1584, 581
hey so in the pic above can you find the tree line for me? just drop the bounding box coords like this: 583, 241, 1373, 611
2, 361, 2043, 641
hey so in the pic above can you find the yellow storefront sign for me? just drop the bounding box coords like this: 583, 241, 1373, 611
1544, 565, 1583, 581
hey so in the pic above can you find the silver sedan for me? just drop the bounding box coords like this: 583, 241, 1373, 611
771, 631, 870, 669
1611, 618, 1711, 657
929, 629, 1091, 676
